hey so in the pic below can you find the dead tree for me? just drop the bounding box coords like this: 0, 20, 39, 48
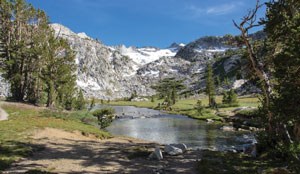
233, 0, 274, 134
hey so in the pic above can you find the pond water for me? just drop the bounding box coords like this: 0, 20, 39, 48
100, 105, 254, 150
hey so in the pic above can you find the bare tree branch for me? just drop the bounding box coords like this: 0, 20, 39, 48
233, 0, 274, 134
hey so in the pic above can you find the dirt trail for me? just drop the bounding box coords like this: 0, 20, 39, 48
4, 128, 199, 174
0, 102, 8, 121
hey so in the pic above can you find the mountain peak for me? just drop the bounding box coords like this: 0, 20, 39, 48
168, 42, 185, 48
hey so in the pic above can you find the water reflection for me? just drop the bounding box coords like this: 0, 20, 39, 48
104, 105, 251, 150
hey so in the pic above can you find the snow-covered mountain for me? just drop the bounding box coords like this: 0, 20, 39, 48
0, 24, 260, 99
51, 24, 155, 99
176, 36, 235, 62
60, 24, 254, 97
50, 24, 192, 99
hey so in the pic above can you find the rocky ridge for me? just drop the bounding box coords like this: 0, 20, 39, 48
0, 24, 260, 99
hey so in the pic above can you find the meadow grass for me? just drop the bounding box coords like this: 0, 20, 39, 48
110, 95, 260, 121
0, 103, 110, 171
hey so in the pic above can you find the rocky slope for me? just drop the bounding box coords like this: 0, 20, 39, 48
51, 24, 159, 99
0, 24, 260, 99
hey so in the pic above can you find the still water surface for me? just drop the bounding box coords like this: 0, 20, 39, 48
103, 105, 252, 150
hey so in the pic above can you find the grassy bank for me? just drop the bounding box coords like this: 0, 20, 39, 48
0, 102, 110, 171
110, 96, 260, 121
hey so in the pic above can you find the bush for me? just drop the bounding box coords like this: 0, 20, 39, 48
92, 108, 115, 128
222, 89, 238, 107
194, 100, 204, 116
74, 90, 85, 110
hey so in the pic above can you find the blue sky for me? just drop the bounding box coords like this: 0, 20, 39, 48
27, 0, 267, 48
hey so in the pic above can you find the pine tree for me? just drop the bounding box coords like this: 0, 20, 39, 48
151, 96, 155, 103
74, 89, 85, 110
89, 98, 96, 111
215, 76, 221, 88
265, 0, 300, 145
171, 87, 177, 105
222, 92, 229, 104
152, 78, 185, 100
234, 0, 300, 152
195, 100, 204, 116
205, 63, 216, 108
41, 31, 76, 108
222, 89, 238, 105
0, 0, 77, 109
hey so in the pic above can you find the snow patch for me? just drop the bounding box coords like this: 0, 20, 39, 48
77, 32, 90, 39
117, 45, 176, 65
141, 70, 160, 77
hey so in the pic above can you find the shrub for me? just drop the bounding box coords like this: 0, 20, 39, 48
194, 100, 204, 116
222, 89, 238, 106
92, 108, 115, 128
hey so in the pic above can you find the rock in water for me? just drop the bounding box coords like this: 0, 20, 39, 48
164, 145, 183, 156
149, 147, 163, 160
170, 143, 188, 153
220, 126, 235, 131
206, 119, 214, 123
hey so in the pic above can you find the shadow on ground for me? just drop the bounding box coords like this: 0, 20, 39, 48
3, 137, 199, 174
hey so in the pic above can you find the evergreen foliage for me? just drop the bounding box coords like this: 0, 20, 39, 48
222, 89, 238, 105
205, 63, 216, 108
89, 97, 96, 111
92, 108, 115, 128
264, 0, 300, 159
0, 0, 77, 109
151, 96, 154, 103
152, 77, 185, 104
195, 100, 204, 116
74, 89, 85, 110
235, 0, 300, 162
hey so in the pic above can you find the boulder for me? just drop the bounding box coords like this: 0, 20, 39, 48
233, 107, 256, 113
220, 126, 235, 131
131, 97, 149, 102
170, 143, 188, 153
149, 147, 163, 160
243, 143, 257, 157
164, 145, 183, 156
206, 119, 214, 123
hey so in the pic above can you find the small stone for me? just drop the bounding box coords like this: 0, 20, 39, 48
149, 147, 163, 160
170, 143, 188, 153
220, 126, 235, 131
164, 145, 183, 156
206, 119, 214, 123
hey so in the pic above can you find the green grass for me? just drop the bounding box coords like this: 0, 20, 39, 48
0, 103, 110, 171
110, 96, 260, 121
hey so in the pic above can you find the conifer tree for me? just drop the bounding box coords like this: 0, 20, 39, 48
265, 0, 300, 145
205, 63, 216, 108
75, 89, 85, 110
0, 0, 77, 110
171, 87, 177, 105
